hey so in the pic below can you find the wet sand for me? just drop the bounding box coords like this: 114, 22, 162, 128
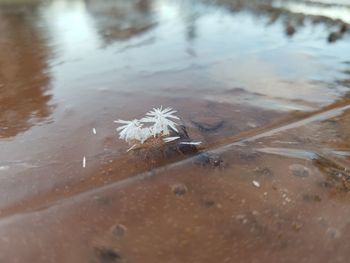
0, 0, 350, 262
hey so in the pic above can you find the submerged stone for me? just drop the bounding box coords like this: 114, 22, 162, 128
289, 164, 309, 177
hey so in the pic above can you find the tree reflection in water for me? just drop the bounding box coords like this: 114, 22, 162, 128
0, 3, 52, 138
85, 0, 156, 46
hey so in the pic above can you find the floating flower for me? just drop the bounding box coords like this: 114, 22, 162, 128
141, 106, 179, 136
114, 119, 151, 143
115, 107, 201, 153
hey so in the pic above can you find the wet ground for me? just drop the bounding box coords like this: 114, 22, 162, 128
0, 0, 350, 262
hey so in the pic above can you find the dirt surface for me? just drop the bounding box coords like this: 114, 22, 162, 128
0, 0, 350, 262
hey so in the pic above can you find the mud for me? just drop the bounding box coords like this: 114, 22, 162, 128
0, 0, 350, 262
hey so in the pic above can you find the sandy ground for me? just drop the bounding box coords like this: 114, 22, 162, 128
0, 0, 350, 262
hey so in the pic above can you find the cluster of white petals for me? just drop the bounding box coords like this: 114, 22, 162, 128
115, 107, 179, 144
141, 107, 179, 136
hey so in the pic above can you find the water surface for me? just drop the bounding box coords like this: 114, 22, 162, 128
0, 0, 350, 262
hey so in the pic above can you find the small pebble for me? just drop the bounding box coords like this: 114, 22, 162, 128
171, 183, 188, 196
252, 210, 259, 216
292, 222, 303, 231
111, 224, 127, 238
326, 227, 341, 239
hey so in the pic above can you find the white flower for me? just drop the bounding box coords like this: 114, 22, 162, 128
115, 119, 141, 141
115, 106, 182, 150
141, 106, 179, 136
114, 119, 151, 143
139, 126, 152, 143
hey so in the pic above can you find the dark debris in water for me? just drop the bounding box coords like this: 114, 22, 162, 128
194, 152, 226, 168
171, 183, 188, 196
314, 156, 350, 192
254, 167, 274, 177
191, 117, 224, 133
132, 125, 198, 161
303, 194, 322, 202
94, 247, 122, 263
200, 199, 216, 208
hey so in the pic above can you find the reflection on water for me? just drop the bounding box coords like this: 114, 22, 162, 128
85, 0, 155, 45
0, 3, 52, 138
0, 1, 349, 262
273, 0, 350, 23
11, 0, 347, 115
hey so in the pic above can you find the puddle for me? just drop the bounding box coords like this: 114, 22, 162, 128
0, 0, 350, 262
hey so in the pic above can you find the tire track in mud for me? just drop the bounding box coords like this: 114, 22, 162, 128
0, 102, 349, 221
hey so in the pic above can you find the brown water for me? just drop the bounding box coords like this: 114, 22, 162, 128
0, 0, 350, 262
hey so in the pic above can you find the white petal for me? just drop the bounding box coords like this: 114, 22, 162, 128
179, 141, 201, 145
252, 181, 260, 188
126, 144, 137, 152
163, 136, 180, 143
114, 119, 130, 124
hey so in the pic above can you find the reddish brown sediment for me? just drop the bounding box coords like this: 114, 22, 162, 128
0, 0, 350, 262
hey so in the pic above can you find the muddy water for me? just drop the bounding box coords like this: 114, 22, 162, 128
0, 0, 350, 262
